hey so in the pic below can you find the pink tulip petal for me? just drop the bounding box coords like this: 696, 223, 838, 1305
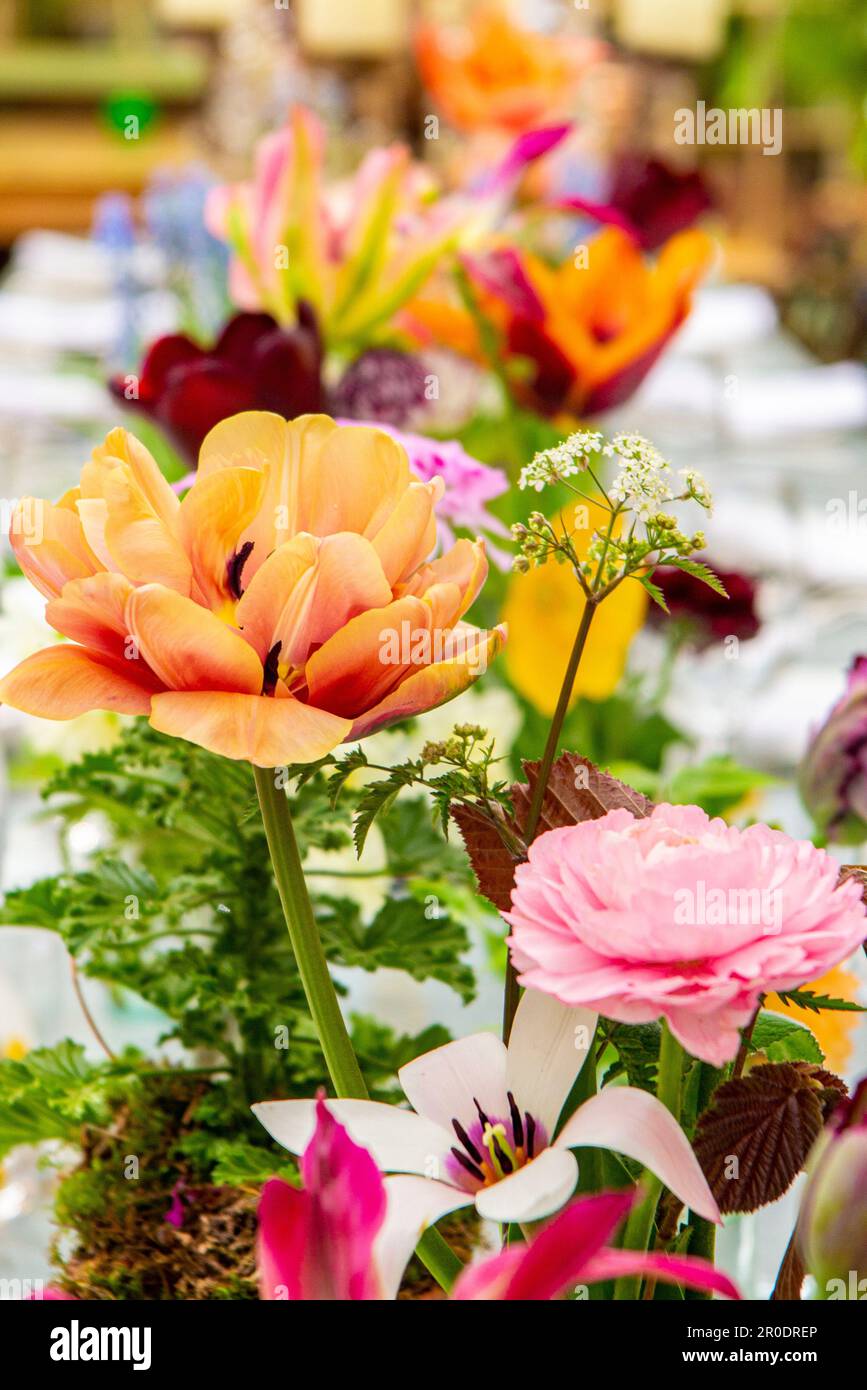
580, 1248, 740, 1300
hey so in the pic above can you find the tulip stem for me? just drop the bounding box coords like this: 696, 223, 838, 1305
254, 766, 463, 1293
502, 596, 598, 1041
614, 1022, 685, 1300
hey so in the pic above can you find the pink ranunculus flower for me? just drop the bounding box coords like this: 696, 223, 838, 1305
506, 803, 867, 1067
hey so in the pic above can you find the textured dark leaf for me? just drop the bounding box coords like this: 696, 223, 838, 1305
694, 1063, 828, 1214
450, 802, 521, 913
514, 752, 655, 832
771, 1230, 805, 1301
453, 753, 653, 913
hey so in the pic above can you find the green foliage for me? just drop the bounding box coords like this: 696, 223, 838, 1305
0, 1041, 126, 1159
664, 756, 777, 819
748, 1012, 824, 1065
774, 987, 866, 1015
0, 724, 474, 1148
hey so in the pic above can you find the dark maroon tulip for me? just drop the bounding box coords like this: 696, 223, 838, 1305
608, 157, 712, 251
110, 306, 323, 464
651, 563, 760, 646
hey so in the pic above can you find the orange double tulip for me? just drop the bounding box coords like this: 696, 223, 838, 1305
1, 414, 503, 767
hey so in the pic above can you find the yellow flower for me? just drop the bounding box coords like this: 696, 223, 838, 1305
502, 501, 647, 715
768, 964, 862, 1075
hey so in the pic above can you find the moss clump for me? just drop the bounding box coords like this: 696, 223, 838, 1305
53, 1074, 258, 1301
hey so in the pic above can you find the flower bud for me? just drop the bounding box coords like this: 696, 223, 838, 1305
799, 1077, 867, 1295
800, 657, 867, 843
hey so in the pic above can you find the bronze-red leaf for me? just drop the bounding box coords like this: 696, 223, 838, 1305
693, 1063, 826, 1215
452, 752, 653, 913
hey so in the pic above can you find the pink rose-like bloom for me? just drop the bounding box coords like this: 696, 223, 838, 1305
506, 803, 867, 1066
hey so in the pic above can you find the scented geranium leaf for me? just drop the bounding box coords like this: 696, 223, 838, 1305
515, 752, 655, 831
451, 801, 521, 913
749, 1012, 824, 1064
378, 798, 472, 881
693, 1062, 845, 1214
205, 1140, 298, 1188
0, 1041, 118, 1159
319, 894, 475, 1002
350, 1014, 451, 1098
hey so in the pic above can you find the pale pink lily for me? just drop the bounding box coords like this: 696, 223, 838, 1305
254, 989, 720, 1228
453, 1189, 740, 1301
258, 1095, 466, 1300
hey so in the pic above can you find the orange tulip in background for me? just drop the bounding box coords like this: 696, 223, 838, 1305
415, 5, 605, 133
0, 414, 504, 768
405, 227, 713, 419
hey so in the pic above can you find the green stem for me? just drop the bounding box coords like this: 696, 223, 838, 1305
253, 766, 462, 1292
614, 1023, 684, 1300
502, 597, 597, 1041
255, 766, 366, 1099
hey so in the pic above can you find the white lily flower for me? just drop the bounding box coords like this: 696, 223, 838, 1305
253, 990, 720, 1228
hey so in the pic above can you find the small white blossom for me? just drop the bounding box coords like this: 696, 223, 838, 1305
519, 431, 604, 491
608, 433, 675, 522
679, 467, 713, 513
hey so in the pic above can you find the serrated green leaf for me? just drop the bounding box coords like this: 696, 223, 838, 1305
749, 1011, 824, 1064
663, 557, 729, 597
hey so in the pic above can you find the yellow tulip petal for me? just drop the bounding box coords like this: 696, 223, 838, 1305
149, 690, 350, 767
101, 467, 193, 595
503, 502, 647, 715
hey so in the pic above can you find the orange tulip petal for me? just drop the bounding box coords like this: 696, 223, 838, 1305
409, 538, 489, 617
0, 644, 157, 718
101, 467, 193, 595
86, 427, 180, 529
149, 690, 350, 767
10, 499, 101, 600
299, 424, 410, 539
237, 531, 392, 666
178, 465, 268, 610
46, 573, 135, 660
348, 622, 506, 738
126, 585, 263, 694
370, 479, 441, 585
305, 595, 431, 717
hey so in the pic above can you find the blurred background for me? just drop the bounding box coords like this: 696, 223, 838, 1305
0, 0, 866, 1298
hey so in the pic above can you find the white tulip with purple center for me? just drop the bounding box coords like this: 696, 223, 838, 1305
253, 990, 719, 1228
